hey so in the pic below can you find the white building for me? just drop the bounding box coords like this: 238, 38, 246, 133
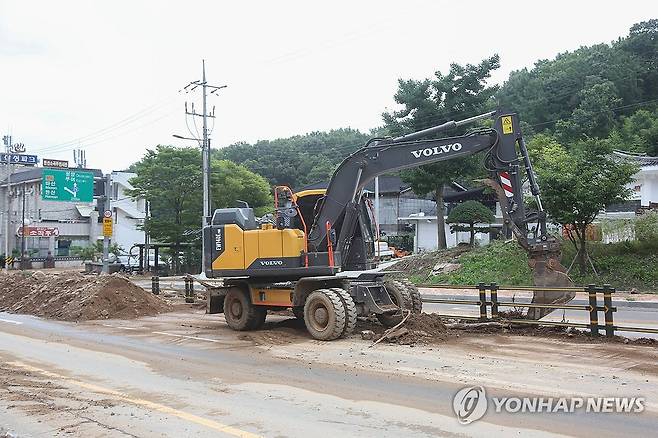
615, 151, 658, 210
398, 211, 503, 252
109, 171, 146, 254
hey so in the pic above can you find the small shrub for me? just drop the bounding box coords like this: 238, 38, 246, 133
635, 212, 658, 245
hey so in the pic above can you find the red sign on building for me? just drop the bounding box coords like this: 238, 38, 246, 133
16, 226, 60, 237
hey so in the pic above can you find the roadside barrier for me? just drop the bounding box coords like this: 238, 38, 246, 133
151, 276, 160, 295
184, 276, 195, 303
419, 283, 658, 338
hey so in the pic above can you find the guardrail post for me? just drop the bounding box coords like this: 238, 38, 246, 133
490, 282, 499, 318
185, 277, 195, 303
151, 276, 160, 295
478, 282, 488, 320
603, 284, 615, 338
587, 284, 599, 336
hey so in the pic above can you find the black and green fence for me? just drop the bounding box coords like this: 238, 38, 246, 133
419, 283, 658, 338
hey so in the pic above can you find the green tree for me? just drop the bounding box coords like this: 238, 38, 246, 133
383, 55, 500, 248
128, 146, 272, 273
497, 22, 650, 140
128, 146, 202, 273
446, 200, 495, 246
217, 128, 369, 188
555, 78, 622, 140
72, 241, 123, 263
211, 159, 273, 216
620, 19, 658, 102
534, 139, 638, 273
611, 109, 658, 156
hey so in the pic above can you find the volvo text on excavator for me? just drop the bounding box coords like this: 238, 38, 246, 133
203, 109, 574, 340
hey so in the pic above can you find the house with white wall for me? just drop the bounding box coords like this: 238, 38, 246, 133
614, 151, 658, 210
110, 171, 146, 254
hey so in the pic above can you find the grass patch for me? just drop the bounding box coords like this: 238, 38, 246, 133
427, 241, 532, 286
407, 239, 658, 292
562, 240, 658, 292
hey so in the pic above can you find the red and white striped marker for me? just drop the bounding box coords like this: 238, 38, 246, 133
499, 171, 514, 198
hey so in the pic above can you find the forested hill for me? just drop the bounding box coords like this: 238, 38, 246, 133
215, 128, 370, 189
497, 19, 658, 154
218, 19, 658, 188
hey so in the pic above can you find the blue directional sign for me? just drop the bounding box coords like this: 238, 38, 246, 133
0, 153, 38, 165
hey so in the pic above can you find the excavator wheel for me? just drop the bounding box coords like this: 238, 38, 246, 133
292, 306, 305, 320
377, 281, 413, 327
328, 288, 357, 338
303, 289, 347, 341
397, 279, 423, 314
223, 287, 267, 331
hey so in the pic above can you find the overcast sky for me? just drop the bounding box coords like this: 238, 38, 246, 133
1, 1, 656, 172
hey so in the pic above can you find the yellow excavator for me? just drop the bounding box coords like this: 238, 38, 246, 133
203, 109, 574, 340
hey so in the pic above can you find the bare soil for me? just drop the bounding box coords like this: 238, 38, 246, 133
0, 271, 172, 321
384, 245, 470, 280
353, 312, 658, 348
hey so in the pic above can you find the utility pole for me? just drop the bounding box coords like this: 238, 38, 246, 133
3, 135, 11, 272
181, 60, 226, 273
102, 173, 112, 274
20, 182, 26, 270
144, 200, 150, 273
201, 60, 211, 228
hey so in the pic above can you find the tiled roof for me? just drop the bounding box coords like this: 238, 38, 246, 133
613, 150, 658, 166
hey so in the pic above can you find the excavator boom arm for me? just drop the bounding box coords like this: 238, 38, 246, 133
307, 109, 574, 319
309, 110, 533, 251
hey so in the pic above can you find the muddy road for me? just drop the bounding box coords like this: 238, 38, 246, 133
1, 309, 657, 437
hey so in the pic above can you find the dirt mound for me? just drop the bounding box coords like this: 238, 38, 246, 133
359, 313, 450, 345
385, 245, 470, 280
0, 271, 172, 321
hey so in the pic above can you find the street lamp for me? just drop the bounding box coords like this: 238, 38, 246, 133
172, 134, 200, 142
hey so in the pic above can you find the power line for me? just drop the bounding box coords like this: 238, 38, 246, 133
37, 110, 178, 156
37, 94, 180, 152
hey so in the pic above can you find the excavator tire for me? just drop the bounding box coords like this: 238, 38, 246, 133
329, 288, 357, 338
397, 279, 423, 314
223, 287, 267, 331
304, 289, 347, 341
377, 281, 413, 327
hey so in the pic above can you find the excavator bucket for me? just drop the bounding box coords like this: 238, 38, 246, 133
481, 178, 575, 320
526, 251, 575, 320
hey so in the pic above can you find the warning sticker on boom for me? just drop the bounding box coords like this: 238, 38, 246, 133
501, 116, 513, 134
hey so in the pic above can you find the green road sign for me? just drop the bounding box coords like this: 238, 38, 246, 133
42, 169, 94, 202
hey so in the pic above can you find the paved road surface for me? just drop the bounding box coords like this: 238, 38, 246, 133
1, 309, 657, 437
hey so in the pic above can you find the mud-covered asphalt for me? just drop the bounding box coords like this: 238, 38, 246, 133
0, 309, 657, 437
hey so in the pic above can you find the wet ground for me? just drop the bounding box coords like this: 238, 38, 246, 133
1, 307, 657, 437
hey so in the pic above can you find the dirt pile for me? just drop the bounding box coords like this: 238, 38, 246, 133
361, 313, 450, 345
0, 271, 171, 321
385, 246, 470, 280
